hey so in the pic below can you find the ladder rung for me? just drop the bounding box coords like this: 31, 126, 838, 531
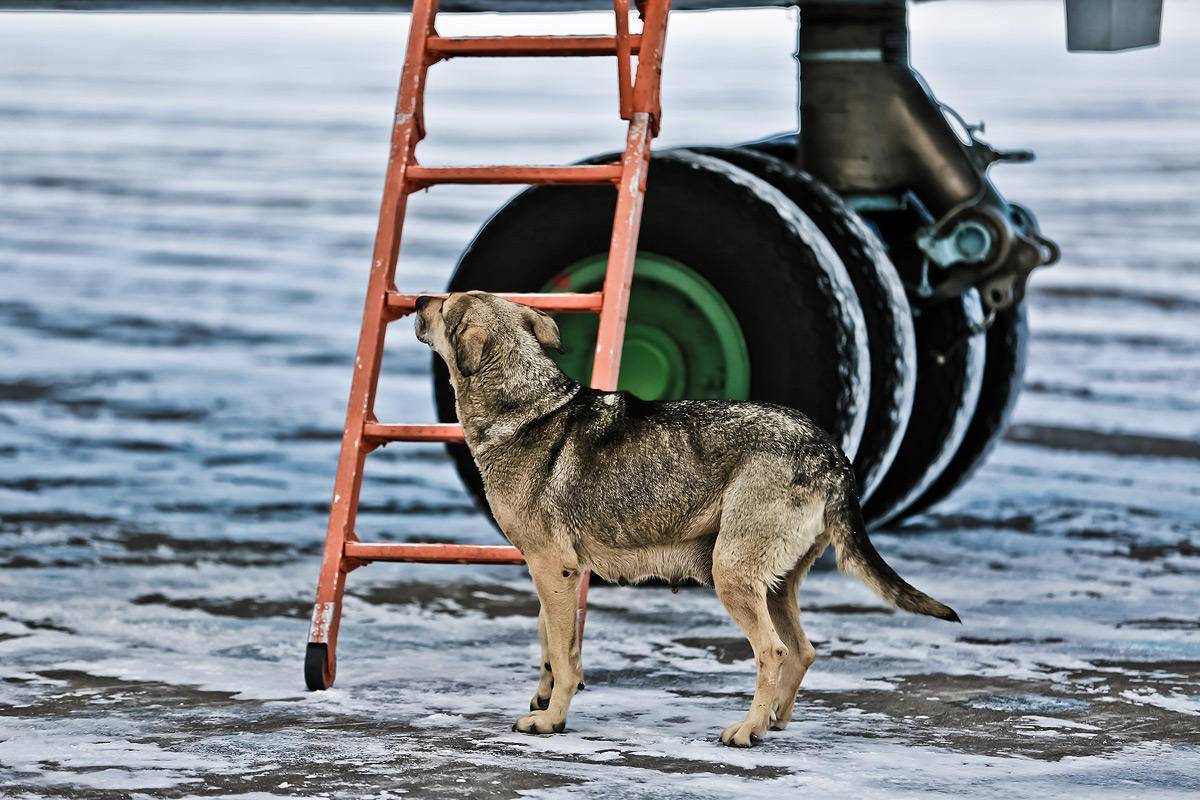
387, 292, 603, 314
406, 164, 622, 189
363, 422, 464, 443
346, 542, 526, 565
427, 34, 642, 60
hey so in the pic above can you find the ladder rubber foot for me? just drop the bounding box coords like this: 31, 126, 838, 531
305, 642, 332, 691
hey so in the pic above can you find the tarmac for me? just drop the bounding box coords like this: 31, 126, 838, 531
1, 3, 1197, 797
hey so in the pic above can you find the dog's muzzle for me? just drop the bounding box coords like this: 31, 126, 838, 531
414, 295, 436, 343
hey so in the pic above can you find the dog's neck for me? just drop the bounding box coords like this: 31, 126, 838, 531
453, 348, 580, 455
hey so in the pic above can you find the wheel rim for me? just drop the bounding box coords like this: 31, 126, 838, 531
541, 253, 751, 401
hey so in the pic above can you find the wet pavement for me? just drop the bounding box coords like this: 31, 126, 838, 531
1, 2, 1198, 797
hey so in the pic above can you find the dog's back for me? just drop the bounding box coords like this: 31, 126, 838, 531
493, 388, 956, 623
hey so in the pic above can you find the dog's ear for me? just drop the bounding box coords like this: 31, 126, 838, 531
523, 307, 563, 353
454, 324, 489, 377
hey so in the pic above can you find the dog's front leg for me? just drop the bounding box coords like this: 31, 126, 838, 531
529, 607, 553, 711
514, 550, 583, 735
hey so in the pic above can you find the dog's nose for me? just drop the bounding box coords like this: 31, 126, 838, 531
414, 295, 434, 311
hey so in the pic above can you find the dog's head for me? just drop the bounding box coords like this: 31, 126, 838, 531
414, 291, 562, 379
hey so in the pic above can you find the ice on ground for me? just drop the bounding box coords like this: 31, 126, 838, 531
1, 1, 1199, 797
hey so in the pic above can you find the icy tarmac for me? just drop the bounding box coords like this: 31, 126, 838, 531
1, 2, 1198, 797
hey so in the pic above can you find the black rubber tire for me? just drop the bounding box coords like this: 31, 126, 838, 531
742, 133, 1027, 523
305, 642, 331, 691
861, 292, 987, 529
689, 146, 917, 504
899, 303, 1027, 518
436, 150, 869, 519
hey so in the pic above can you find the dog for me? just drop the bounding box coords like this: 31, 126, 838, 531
415, 290, 958, 747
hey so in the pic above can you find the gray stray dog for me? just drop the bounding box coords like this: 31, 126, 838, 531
415, 290, 959, 747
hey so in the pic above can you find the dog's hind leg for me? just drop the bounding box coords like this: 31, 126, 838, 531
766, 551, 822, 730
713, 464, 828, 746
712, 555, 789, 747
513, 549, 583, 735
530, 608, 553, 711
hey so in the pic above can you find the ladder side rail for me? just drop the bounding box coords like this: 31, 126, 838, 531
576, 114, 652, 635
633, 0, 672, 130
590, 0, 671, 394
589, 116, 652, 394
614, 0, 634, 120
632, 0, 671, 133
580, 0, 672, 636
309, 0, 441, 686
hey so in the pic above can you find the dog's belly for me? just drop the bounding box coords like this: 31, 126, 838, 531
548, 481, 724, 585
577, 536, 717, 587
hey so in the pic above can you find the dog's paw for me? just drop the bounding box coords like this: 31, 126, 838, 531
768, 705, 790, 731
719, 721, 765, 748
513, 711, 566, 735
529, 694, 550, 712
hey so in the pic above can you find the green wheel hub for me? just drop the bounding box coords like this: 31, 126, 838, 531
542, 253, 751, 401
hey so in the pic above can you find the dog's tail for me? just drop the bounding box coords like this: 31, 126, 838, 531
828, 484, 960, 623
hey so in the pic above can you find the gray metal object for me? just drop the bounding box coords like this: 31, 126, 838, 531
918, 220, 993, 268
794, 3, 1059, 310
1065, 0, 1164, 52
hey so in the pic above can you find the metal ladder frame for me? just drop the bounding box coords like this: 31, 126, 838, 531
306, 0, 672, 690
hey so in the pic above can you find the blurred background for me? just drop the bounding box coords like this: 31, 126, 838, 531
0, 1, 1197, 796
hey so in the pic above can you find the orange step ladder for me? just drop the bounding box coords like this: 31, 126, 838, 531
305, 0, 672, 690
